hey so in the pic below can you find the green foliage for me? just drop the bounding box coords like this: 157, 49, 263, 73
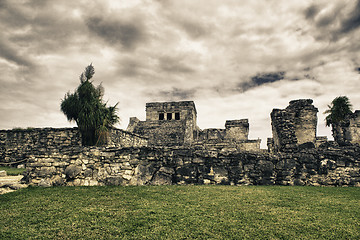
1, 186, 359, 239
60, 64, 119, 146
0, 166, 24, 176
324, 96, 353, 127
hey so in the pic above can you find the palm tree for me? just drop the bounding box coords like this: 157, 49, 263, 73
61, 64, 119, 146
324, 96, 352, 143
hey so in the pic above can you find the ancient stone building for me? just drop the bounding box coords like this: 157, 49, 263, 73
269, 99, 319, 151
3, 98, 360, 188
127, 101, 261, 151
127, 101, 198, 146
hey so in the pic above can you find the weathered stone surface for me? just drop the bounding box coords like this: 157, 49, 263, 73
151, 167, 175, 185
0, 127, 147, 166
104, 176, 124, 186
129, 163, 157, 185
65, 165, 82, 179
38, 166, 56, 177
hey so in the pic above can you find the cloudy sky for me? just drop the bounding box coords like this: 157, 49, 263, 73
1, 0, 360, 148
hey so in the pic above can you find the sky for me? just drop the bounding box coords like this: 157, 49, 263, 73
1, 0, 360, 148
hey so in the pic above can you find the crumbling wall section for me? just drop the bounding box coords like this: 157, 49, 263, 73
335, 111, 360, 145
0, 128, 81, 166
196, 119, 260, 151
271, 99, 318, 151
347, 111, 360, 144
286, 99, 318, 145
0, 127, 148, 166
225, 119, 249, 141
108, 128, 148, 148
130, 120, 186, 146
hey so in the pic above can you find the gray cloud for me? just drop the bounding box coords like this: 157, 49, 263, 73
158, 56, 195, 74
304, 5, 319, 20
339, 0, 360, 34
155, 87, 196, 101
0, 38, 34, 67
120, 58, 142, 77
175, 18, 210, 39
304, 1, 360, 41
86, 16, 147, 50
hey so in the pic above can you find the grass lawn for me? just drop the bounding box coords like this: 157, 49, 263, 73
1, 185, 359, 239
0, 166, 25, 176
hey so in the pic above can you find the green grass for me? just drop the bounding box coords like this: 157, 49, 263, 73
1, 186, 359, 239
0, 166, 25, 176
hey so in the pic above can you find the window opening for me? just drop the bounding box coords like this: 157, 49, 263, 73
175, 112, 180, 120
167, 112, 172, 120
159, 113, 164, 120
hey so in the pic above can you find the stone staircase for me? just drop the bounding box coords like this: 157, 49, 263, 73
0, 171, 28, 194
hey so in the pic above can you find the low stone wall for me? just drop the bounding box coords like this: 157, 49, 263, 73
0, 128, 81, 166
23, 143, 360, 187
0, 127, 148, 166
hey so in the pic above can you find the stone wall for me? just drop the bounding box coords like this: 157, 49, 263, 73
196, 119, 261, 151
0, 127, 147, 166
225, 120, 249, 140
108, 128, 148, 148
0, 128, 81, 166
129, 120, 187, 146
23, 143, 360, 187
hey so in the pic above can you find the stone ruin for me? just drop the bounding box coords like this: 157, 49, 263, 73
331, 110, 360, 145
1, 99, 360, 187
127, 101, 260, 151
269, 99, 320, 152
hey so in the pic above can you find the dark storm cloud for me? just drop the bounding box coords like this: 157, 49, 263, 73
339, 0, 360, 34
238, 72, 286, 92
86, 16, 147, 50
159, 56, 195, 74
304, 1, 360, 41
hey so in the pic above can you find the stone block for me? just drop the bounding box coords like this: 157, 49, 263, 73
51, 175, 65, 186
65, 165, 82, 179
38, 178, 52, 187
84, 169, 93, 178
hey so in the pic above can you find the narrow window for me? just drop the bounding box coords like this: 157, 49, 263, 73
167, 112, 172, 120
175, 112, 180, 120
159, 113, 164, 120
